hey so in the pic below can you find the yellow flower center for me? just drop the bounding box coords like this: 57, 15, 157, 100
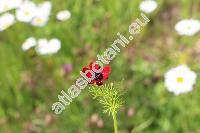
177, 77, 184, 83
25, 11, 30, 16
35, 18, 43, 24
186, 25, 191, 30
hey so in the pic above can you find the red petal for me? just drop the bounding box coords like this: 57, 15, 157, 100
82, 67, 93, 78
82, 67, 89, 72
102, 65, 111, 80
86, 72, 93, 78
89, 62, 100, 70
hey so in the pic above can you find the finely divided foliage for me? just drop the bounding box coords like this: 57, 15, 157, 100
89, 83, 123, 133
89, 83, 123, 115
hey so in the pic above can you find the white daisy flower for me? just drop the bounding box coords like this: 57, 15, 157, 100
22, 37, 37, 51
31, 14, 50, 27
56, 10, 71, 21
35, 38, 61, 55
39, 1, 52, 16
164, 65, 197, 95
0, 0, 22, 13
10, 0, 23, 9
0, 1, 10, 13
35, 38, 49, 55
139, 0, 157, 14
0, 13, 15, 31
16, 1, 37, 22
175, 19, 200, 36
31, 1, 52, 27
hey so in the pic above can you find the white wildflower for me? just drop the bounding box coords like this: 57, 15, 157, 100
31, 15, 50, 27
22, 37, 37, 51
139, 0, 157, 13
0, 13, 15, 31
164, 65, 197, 95
175, 19, 200, 36
16, 1, 37, 22
35, 38, 61, 55
0, 0, 22, 13
31, 1, 52, 27
56, 10, 71, 21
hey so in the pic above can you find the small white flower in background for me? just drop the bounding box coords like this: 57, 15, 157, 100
16, 1, 37, 22
35, 38, 49, 55
22, 37, 37, 51
31, 14, 50, 27
56, 10, 71, 21
0, 1, 10, 13
36, 38, 61, 55
164, 65, 197, 95
175, 19, 200, 36
0, 13, 15, 31
10, 0, 23, 9
139, 0, 157, 14
38, 1, 52, 16
31, 1, 52, 27
0, 0, 22, 13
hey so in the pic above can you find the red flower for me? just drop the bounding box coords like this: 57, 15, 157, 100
82, 62, 111, 86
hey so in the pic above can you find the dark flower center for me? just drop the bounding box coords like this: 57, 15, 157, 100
96, 81, 103, 86
95, 73, 103, 81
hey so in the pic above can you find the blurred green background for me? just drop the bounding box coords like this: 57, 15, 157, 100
0, 0, 200, 132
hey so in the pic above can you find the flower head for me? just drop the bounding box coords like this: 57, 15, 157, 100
16, 1, 37, 22
56, 10, 71, 21
82, 62, 111, 86
31, 15, 49, 27
0, 13, 15, 31
22, 37, 37, 51
164, 65, 197, 95
0, 0, 22, 13
37, 1, 52, 16
139, 0, 157, 14
31, 1, 52, 27
175, 19, 200, 36
63, 64, 73, 73
10, 0, 23, 8
35, 38, 61, 55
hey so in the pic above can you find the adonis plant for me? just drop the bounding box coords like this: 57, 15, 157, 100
83, 62, 124, 133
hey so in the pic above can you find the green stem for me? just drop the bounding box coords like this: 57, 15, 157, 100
112, 113, 118, 133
